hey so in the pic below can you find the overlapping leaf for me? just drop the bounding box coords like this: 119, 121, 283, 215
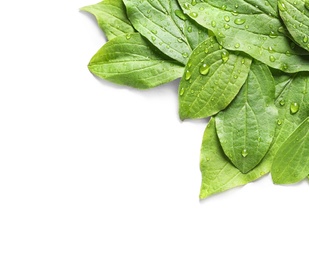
123, 0, 208, 64
179, 37, 252, 119
177, 0, 309, 73
271, 117, 309, 184
88, 33, 184, 89
279, 0, 309, 52
81, 0, 135, 40
216, 61, 277, 173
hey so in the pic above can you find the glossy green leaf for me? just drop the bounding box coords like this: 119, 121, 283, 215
279, 0, 309, 52
123, 0, 207, 64
177, 0, 309, 73
271, 117, 309, 184
216, 61, 278, 173
88, 33, 184, 89
81, 0, 135, 40
179, 37, 252, 119
200, 119, 269, 199
270, 72, 309, 182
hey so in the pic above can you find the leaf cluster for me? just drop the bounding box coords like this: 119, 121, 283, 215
82, 0, 309, 199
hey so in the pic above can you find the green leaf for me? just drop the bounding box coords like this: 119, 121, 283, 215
178, 37, 252, 119
177, 0, 309, 73
200, 118, 269, 199
81, 0, 135, 40
215, 61, 278, 173
123, 0, 207, 64
88, 33, 184, 89
270, 72, 309, 182
279, 0, 309, 52
271, 117, 309, 184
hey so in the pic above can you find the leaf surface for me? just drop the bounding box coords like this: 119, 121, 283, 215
271, 117, 309, 184
200, 119, 269, 199
177, 0, 309, 72
216, 61, 278, 173
179, 37, 252, 119
123, 0, 207, 64
81, 0, 135, 40
279, 0, 309, 51
88, 33, 184, 89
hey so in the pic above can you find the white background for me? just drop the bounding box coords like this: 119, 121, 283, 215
1, 1, 309, 259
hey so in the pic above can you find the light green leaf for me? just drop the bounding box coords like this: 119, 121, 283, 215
178, 37, 252, 119
271, 117, 309, 184
270, 72, 309, 182
123, 0, 207, 64
279, 0, 309, 52
177, 0, 309, 73
81, 0, 135, 40
215, 61, 278, 173
88, 33, 184, 89
200, 118, 269, 199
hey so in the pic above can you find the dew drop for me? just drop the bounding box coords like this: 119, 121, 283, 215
182, 52, 189, 58
241, 149, 248, 158
211, 21, 216, 27
290, 102, 300, 114
235, 43, 240, 48
185, 70, 191, 80
180, 87, 185, 96
278, 26, 285, 33
224, 16, 230, 22
221, 51, 229, 63
151, 36, 156, 42
189, 12, 198, 18
303, 35, 308, 43
199, 63, 210, 75
234, 18, 246, 25
221, 5, 227, 10
175, 10, 187, 20
269, 31, 278, 38
224, 24, 230, 29
277, 119, 282, 125
279, 99, 285, 106
126, 34, 131, 40
187, 26, 192, 33
191, 0, 197, 6
281, 63, 288, 71
278, 1, 287, 11
183, 3, 190, 10
269, 55, 276, 62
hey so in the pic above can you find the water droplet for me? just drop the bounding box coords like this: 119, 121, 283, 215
269, 55, 276, 62
245, 25, 249, 29
185, 70, 191, 80
279, 99, 285, 106
277, 119, 282, 125
221, 51, 229, 63
303, 35, 308, 43
189, 12, 198, 18
206, 157, 210, 161
151, 36, 156, 42
241, 149, 248, 158
285, 50, 291, 56
204, 48, 209, 54
278, 26, 285, 33
224, 16, 230, 22
182, 52, 189, 58
178, 37, 184, 43
290, 102, 300, 114
183, 3, 190, 10
278, 1, 287, 11
269, 31, 278, 38
281, 63, 288, 71
191, 0, 197, 6
241, 59, 245, 64
175, 10, 187, 20
221, 5, 227, 10
224, 24, 230, 29
126, 34, 131, 40
234, 18, 246, 25
187, 26, 192, 33
180, 87, 185, 96
235, 43, 240, 48
268, 46, 274, 52
199, 64, 210, 75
